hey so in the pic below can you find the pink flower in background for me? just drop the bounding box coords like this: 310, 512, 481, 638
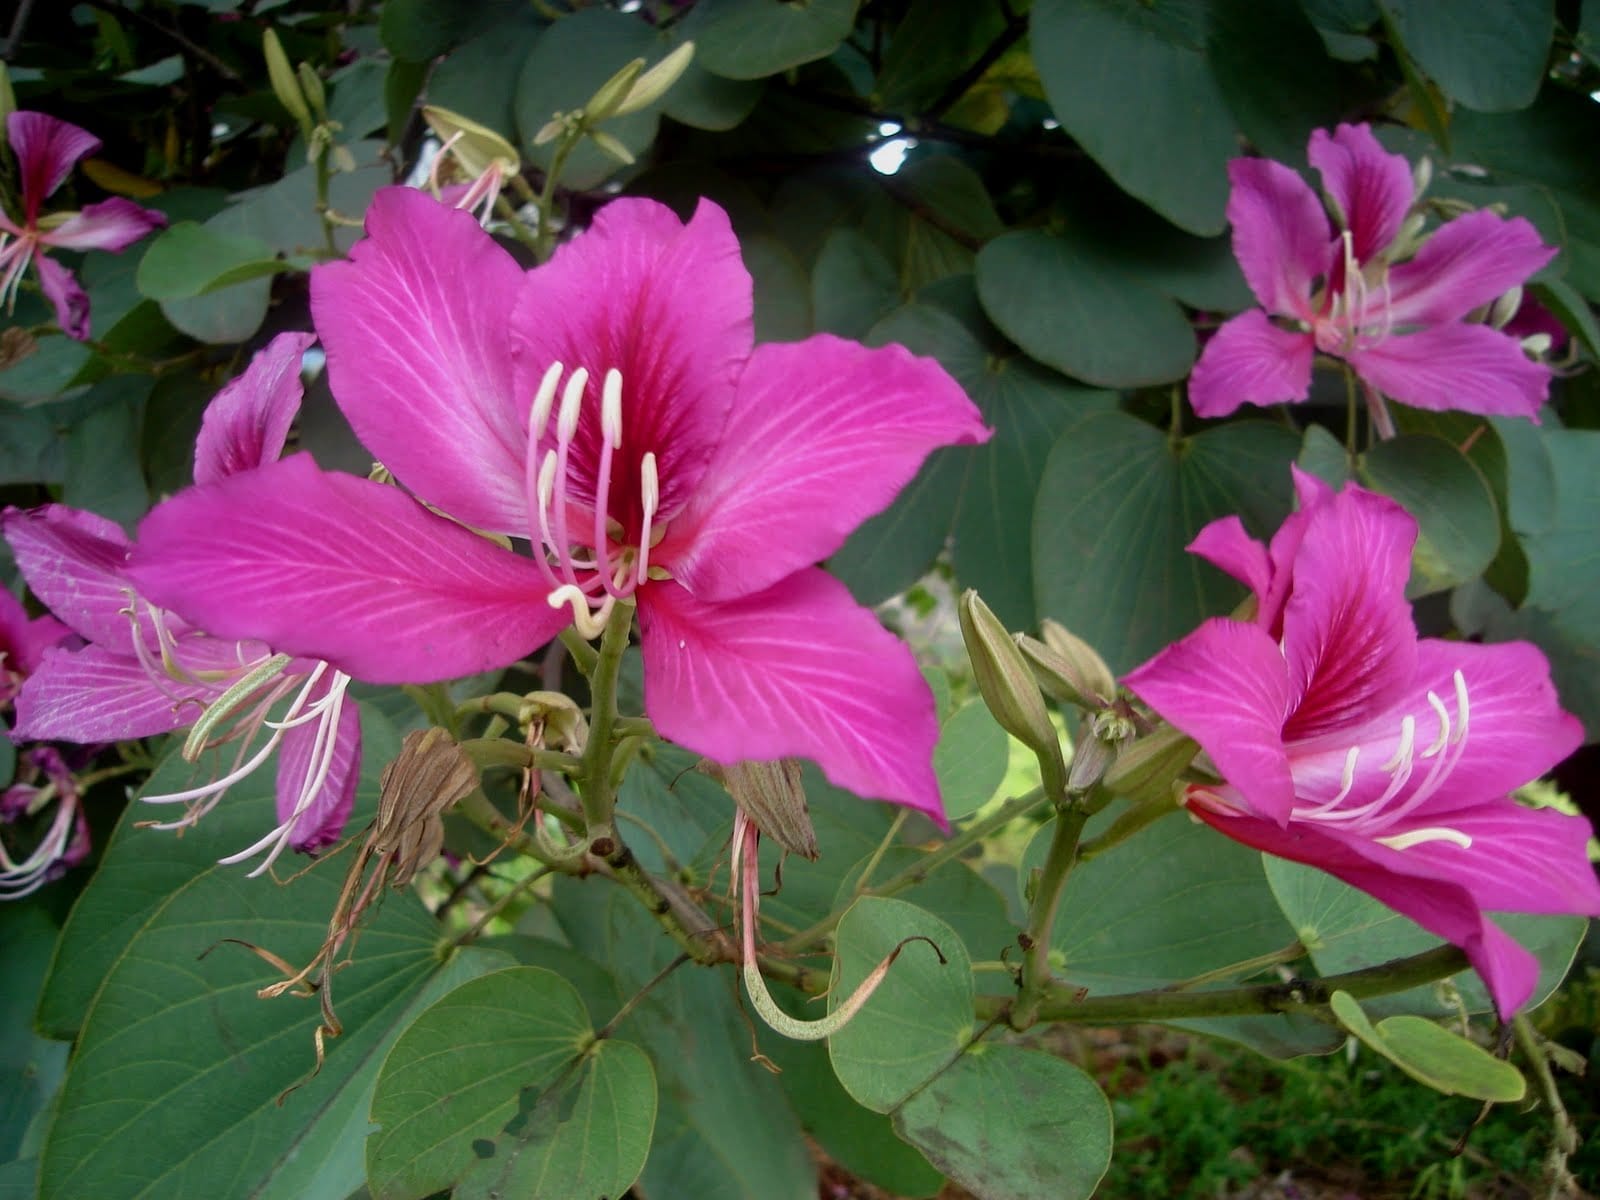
0, 111, 167, 340
4, 333, 361, 870
129, 188, 989, 825
1124, 469, 1600, 1017
1191, 123, 1557, 424
1, 746, 91, 898
0, 589, 71, 705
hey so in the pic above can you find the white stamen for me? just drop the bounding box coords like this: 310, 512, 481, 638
601, 368, 623, 449
1379, 714, 1416, 774
531, 361, 564, 441
636, 451, 660, 585
1422, 691, 1450, 758
1452, 670, 1469, 742
536, 450, 558, 511
557, 367, 588, 443
1375, 826, 1473, 852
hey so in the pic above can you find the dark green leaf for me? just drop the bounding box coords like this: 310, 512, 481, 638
135, 223, 279, 301
1208, 0, 1350, 163
0, 906, 68, 1163
63, 376, 150, 531
426, 11, 546, 141
0, 406, 65, 485
811, 228, 901, 338
380, 0, 485, 61
1359, 432, 1500, 597
683, 0, 859, 80
932, 701, 1011, 822
876, 0, 1010, 110
1520, 427, 1600, 641
1379, 0, 1553, 112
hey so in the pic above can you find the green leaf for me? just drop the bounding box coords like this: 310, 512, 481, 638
1299, 423, 1353, 487
827, 897, 974, 1112
744, 232, 813, 342
63, 376, 150, 531
1208, 0, 1349, 163
683, 0, 859, 80
1379, 0, 1553, 112
1519, 427, 1600, 642
977, 229, 1196, 387
456, 1039, 656, 1200
140, 372, 212, 498
380, 0, 489, 60
933, 701, 1011, 822
0, 404, 65, 485
1329, 991, 1527, 1101
892, 1044, 1112, 1200
1031, 0, 1237, 235
135, 222, 279, 301
0, 906, 68, 1163
159, 281, 271, 345
1359, 432, 1500, 597
427, 11, 549, 144
811, 228, 900, 338
876, 0, 1009, 110
1032, 412, 1300, 673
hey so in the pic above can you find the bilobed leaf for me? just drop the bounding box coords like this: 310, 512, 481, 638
1379, 0, 1553, 113
135, 223, 280, 301
423, 9, 546, 140
932, 701, 1011, 822
812, 228, 901, 338
1359, 433, 1500, 597
1330, 992, 1526, 1101
683, 0, 858, 80
380, 0, 489, 60
1208, 0, 1349, 163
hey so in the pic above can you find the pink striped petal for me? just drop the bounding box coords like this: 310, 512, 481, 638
1226, 158, 1332, 317
1348, 323, 1550, 418
35, 255, 90, 341
663, 337, 989, 602
129, 455, 568, 684
0, 590, 71, 678
310, 188, 531, 534
636, 570, 944, 826
12, 644, 217, 741
276, 685, 361, 854
1307, 123, 1414, 262
1188, 309, 1315, 418
41, 197, 167, 253
1386, 211, 1556, 327
193, 332, 315, 484
7, 112, 99, 218
3, 504, 137, 650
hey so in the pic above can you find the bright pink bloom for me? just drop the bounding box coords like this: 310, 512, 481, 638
0, 589, 71, 705
1191, 123, 1557, 422
4, 333, 361, 868
1124, 469, 1600, 1017
0, 112, 167, 340
129, 188, 988, 825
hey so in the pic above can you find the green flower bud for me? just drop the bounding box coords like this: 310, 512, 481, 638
612, 42, 696, 118
422, 105, 523, 178
959, 591, 1066, 795
1016, 620, 1116, 709
587, 128, 636, 166
584, 57, 647, 125
1102, 724, 1198, 807
296, 62, 328, 123
263, 29, 311, 130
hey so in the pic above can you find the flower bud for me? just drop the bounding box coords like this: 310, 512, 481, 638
587, 128, 636, 166
1018, 620, 1116, 709
1067, 709, 1136, 793
263, 29, 311, 130
1489, 285, 1523, 330
702, 758, 817, 860
584, 57, 647, 125
613, 42, 696, 118
296, 62, 329, 122
1102, 724, 1198, 807
1411, 155, 1432, 200
959, 591, 1066, 789
423, 105, 522, 178
0, 64, 15, 137
533, 116, 567, 147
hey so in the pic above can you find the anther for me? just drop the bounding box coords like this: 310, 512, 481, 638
531, 361, 564, 440
1452, 671, 1469, 743
1422, 692, 1450, 758
557, 368, 587, 443
1379, 715, 1415, 774
601, 368, 623, 449
1375, 826, 1473, 852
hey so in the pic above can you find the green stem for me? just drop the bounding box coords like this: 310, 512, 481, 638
852, 809, 908, 895
492, 193, 541, 252
452, 865, 554, 946
559, 627, 598, 677
313, 143, 337, 256
577, 603, 634, 833
1161, 940, 1305, 991
1512, 1013, 1580, 1197
1010, 803, 1089, 1029
534, 129, 582, 263
1075, 793, 1180, 864
458, 736, 582, 777
1344, 364, 1360, 459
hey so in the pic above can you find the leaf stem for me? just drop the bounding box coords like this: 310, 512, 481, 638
1010, 802, 1090, 1029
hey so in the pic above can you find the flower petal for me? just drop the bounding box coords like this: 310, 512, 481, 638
511, 197, 753, 534
128, 454, 568, 684
13, 643, 216, 741
636, 570, 944, 825
1226, 158, 1332, 317
3, 504, 137, 650
310, 187, 531, 534
7, 112, 99, 217
34, 254, 90, 341
1307, 123, 1414, 262
193, 332, 316, 484
1348, 322, 1550, 418
0, 589, 71, 678
1278, 484, 1419, 741
1188, 310, 1315, 418
1189, 516, 1272, 607
41, 197, 167, 253
1123, 618, 1298, 825
663, 337, 988, 602
1386, 211, 1556, 327
276, 683, 361, 854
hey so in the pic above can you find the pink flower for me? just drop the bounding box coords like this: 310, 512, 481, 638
1, 746, 91, 898
1190, 123, 1557, 423
1124, 468, 1600, 1017
4, 333, 361, 869
0, 588, 72, 705
128, 188, 989, 825
0, 112, 167, 341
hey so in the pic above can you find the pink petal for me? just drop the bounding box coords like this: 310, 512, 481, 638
1348, 323, 1550, 418
511, 197, 753, 536
3, 504, 138, 650
193, 332, 316, 484
1386, 212, 1557, 328
1278, 484, 1419, 741
1307, 123, 1414, 262
1188, 310, 1315, 418
276, 683, 362, 854
310, 188, 531, 534
662, 337, 989, 602
40, 197, 167, 253
7, 112, 99, 219
12, 643, 217, 741
34, 254, 90, 341
128, 455, 569, 684
1188, 516, 1272, 605
636, 570, 944, 826
0, 590, 71, 678
1123, 618, 1298, 825
1226, 158, 1332, 317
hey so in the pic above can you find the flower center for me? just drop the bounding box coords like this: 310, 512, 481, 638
525, 362, 664, 639
0, 229, 41, 315
1313, 230, 1394, 355
1291, 669, 1473, 851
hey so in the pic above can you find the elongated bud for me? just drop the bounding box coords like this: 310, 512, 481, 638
584, 57, 647, 125
423, 105, 522, 177
263, 30, 311, 130
375, 727, 478, 888
959, 591, 1066, 794
587, 128, 636, 165
1489, 285, 1523, 330
296, 62, 328, 123
613, 42, 695, 117
1102, 724, 1198, 807
1412, 155, 1432, 200
533, 116, 568, 147
0, 64, 15, 138
702, 758, 817, 860
1017, 620, 1116, 709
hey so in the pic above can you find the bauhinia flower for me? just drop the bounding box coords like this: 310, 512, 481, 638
3, 333, 361, 872
1190, 123, 1557, 426
1124, 468, 1600, 1017
0, 587, 71, 705
1, 746, 90, 898
0, 111, 167, 340
128, 188, 989, 824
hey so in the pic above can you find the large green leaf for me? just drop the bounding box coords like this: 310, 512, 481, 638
62, 376, 150, 531
135, 223, 283, 301
932, 701, 1011, 822
811, 228, 901, 338
425, 9, 547, 139
0, 906, 68, 1164
1359, 432, 1500, 597
1520, 427, 1600, 642
1379, 0, 1553, 112
1330, 992, 1526, 1101
892, 1044, 1112, 1200
1207, 0, 1349, 163
1032, 411, 1300, 673
1031, 0, 1237, 235
683, 0, 859, 79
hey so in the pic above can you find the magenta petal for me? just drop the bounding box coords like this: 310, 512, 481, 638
1188, 310, 1314, 418
512, 197, 753, 530
3, 504, 138, 650
1386, 212, 1556, 327
13, 644, 217, 741
1188, 516, 1272, 607
1307, 123, 1414, 262
1226, 158, 1332, 317
193, 332, 316, 483
664, 337, 989, 602
0, 590, 70, 678
128, 455, 568, 684
276, 684, 361, 854
1348, 323, 1550, 418
34, 255, 90, 341
1278, 485, 1418, 741
1123, 618, 1298, 825
311, 188, 531, 534
7, 112, 100, 217
41, 197, 167, 253
637, 571, 945, 826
